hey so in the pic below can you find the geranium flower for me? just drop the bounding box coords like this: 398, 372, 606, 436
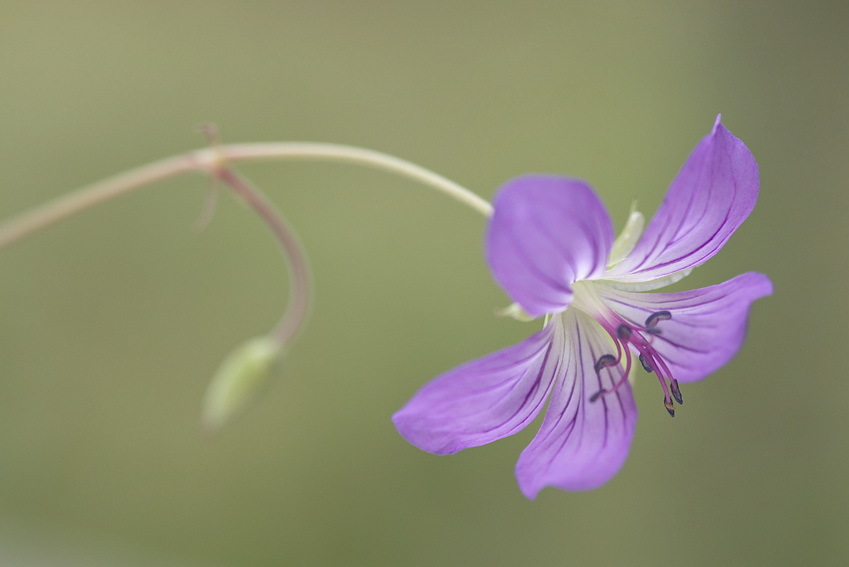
393, 117, 772, 498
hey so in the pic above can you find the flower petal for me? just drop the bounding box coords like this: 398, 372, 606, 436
486, 176, 614, 318
393, 322, 565, 454
597, 272, 772, 382
515, 310, 638, 498
605, 117, 759, 285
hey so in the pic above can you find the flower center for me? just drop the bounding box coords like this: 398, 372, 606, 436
571, 282, 682, 417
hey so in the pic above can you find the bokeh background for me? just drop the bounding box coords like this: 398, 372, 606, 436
0, 1, 846, 565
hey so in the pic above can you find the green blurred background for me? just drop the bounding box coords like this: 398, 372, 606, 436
0, 1, 846, 565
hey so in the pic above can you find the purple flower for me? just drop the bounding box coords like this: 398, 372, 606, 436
393, 117, 772, 498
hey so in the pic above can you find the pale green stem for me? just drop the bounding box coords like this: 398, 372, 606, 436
0, 142, 491, 251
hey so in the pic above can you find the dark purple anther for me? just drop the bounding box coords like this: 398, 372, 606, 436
664, 397, 675, 418
645, 310, 672, 329
594, 354, 617, 373
670, 379, 683, 404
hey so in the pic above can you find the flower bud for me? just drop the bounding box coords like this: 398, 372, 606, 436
201, 336, 283, 432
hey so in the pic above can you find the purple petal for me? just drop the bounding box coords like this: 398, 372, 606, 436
516, 310, 638, 498
486, 176, 614, 318
606, 117, 759, 284
393, 323, 564, 454
598, 272, 772, 382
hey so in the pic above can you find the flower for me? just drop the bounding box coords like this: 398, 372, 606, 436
392, 116, 772, 498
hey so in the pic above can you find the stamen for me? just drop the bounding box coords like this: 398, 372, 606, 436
591, 354, 619, 402
594, 354, 617, 373
649, 350, 677, 394
639, 353, 653, 373
670, 379, 683, 404
664, 396, 675, 417
594, 308, 682, 416
645, 310, 672, 328
591, 340, 634, 403
632, 341, 677, 416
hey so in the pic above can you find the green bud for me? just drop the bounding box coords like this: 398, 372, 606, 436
201, 336, 283, 432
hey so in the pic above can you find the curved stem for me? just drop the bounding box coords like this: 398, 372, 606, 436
213, 167, 310, 348
0, 142, 491, 251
